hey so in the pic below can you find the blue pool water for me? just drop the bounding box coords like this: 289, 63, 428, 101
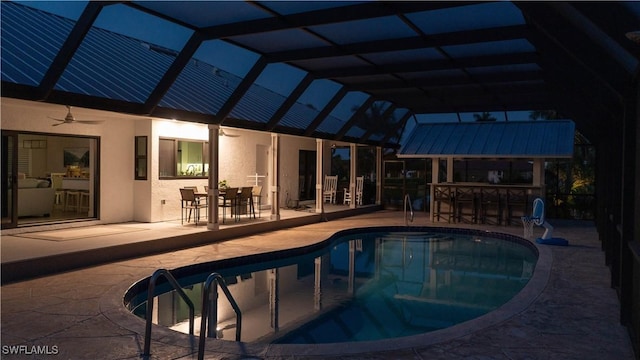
126, 227, 537, 344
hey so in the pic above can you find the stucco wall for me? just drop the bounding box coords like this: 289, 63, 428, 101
1, 98, 135, 223
150, 120, 211, 222
2, 98, 342, 225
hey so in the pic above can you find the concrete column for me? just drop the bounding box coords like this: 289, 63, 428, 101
207, 124, 220, 230
270, 133, 280, 220
446, 157, 454, 182
316, 139, 325, 214
349, 143, 357, 208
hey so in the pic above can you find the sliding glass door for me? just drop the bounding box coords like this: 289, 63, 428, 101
1, 131, 100, 229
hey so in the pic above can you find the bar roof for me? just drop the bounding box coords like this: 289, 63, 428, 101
398, 120, 575, 159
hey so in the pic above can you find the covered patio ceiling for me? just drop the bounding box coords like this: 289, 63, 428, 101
2, 1, 639, 148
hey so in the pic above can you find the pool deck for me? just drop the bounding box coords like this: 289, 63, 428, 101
1, 210, 636, 359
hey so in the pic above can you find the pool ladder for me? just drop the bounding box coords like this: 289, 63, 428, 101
198, 272, 242, 360
141, 269, 241, 360
143, 269, 195, 359
404, 193, 414, 226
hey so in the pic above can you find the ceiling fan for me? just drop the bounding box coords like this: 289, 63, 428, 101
49, 106, 104, 126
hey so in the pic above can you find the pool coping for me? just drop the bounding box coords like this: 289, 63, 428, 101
102, 226, 551, 358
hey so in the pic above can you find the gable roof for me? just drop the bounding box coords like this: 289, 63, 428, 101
398, 120, 575, 158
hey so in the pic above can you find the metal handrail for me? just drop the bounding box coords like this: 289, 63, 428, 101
404, 194, 414, 226
198, 272, 242, 360
143, 269, 195, 359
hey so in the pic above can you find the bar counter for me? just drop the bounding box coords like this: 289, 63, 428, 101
429, 183, 543, 225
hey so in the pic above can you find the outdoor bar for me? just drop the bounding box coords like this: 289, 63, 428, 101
397, 120, 575, 224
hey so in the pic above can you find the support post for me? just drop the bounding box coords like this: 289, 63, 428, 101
446, 157, 454, 183
316, 139, 325, 214
207, 124, 220, 230
270, 133, 280, 220
349, 143, 357, 208
532, 158, 545, 198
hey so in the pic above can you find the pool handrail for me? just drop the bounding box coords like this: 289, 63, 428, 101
404, 193, 414, 226
198, 272, 242, 360
142, 268, 195, 359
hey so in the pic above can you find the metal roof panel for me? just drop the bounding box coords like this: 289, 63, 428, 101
1, 3, 73, 86
398, 120, 575, 158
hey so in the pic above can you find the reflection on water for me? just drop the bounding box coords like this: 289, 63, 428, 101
130, 231, 536, 344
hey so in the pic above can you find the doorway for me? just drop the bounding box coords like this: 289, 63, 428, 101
299, 150, 316, 201
1, 131, 100, 229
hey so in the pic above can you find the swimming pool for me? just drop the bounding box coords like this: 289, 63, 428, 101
125, 226, 538, 346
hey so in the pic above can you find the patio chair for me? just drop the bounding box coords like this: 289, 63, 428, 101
323, 175, 338, 204
252, 185, 262, 218
180, 188, 207, 225
238, 187, 255, 219
219, 187, 239, 223
344, 176, 364, 205
184, 186, 206, 206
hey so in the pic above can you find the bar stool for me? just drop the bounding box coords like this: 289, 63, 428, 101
78, 191, 90, 213
433, 185, 454, 223
455, 187, 477, 223
480, 188, 501, 225
506, 188, 528, 226
54, 189, 66, 210
65, 190, 80, 212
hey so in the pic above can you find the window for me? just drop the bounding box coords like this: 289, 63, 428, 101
159, 138, 209, 179
135, 136, 147, 180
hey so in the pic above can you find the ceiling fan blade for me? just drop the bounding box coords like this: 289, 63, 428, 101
75, 120, 105, 124
49, 105, 104, 125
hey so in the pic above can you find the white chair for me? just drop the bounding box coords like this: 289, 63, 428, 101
322, 175, 338, 204
344, 176, 364, 205
50, 173, 66, 210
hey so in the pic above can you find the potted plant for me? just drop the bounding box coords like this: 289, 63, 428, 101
218, 180, 229, 190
